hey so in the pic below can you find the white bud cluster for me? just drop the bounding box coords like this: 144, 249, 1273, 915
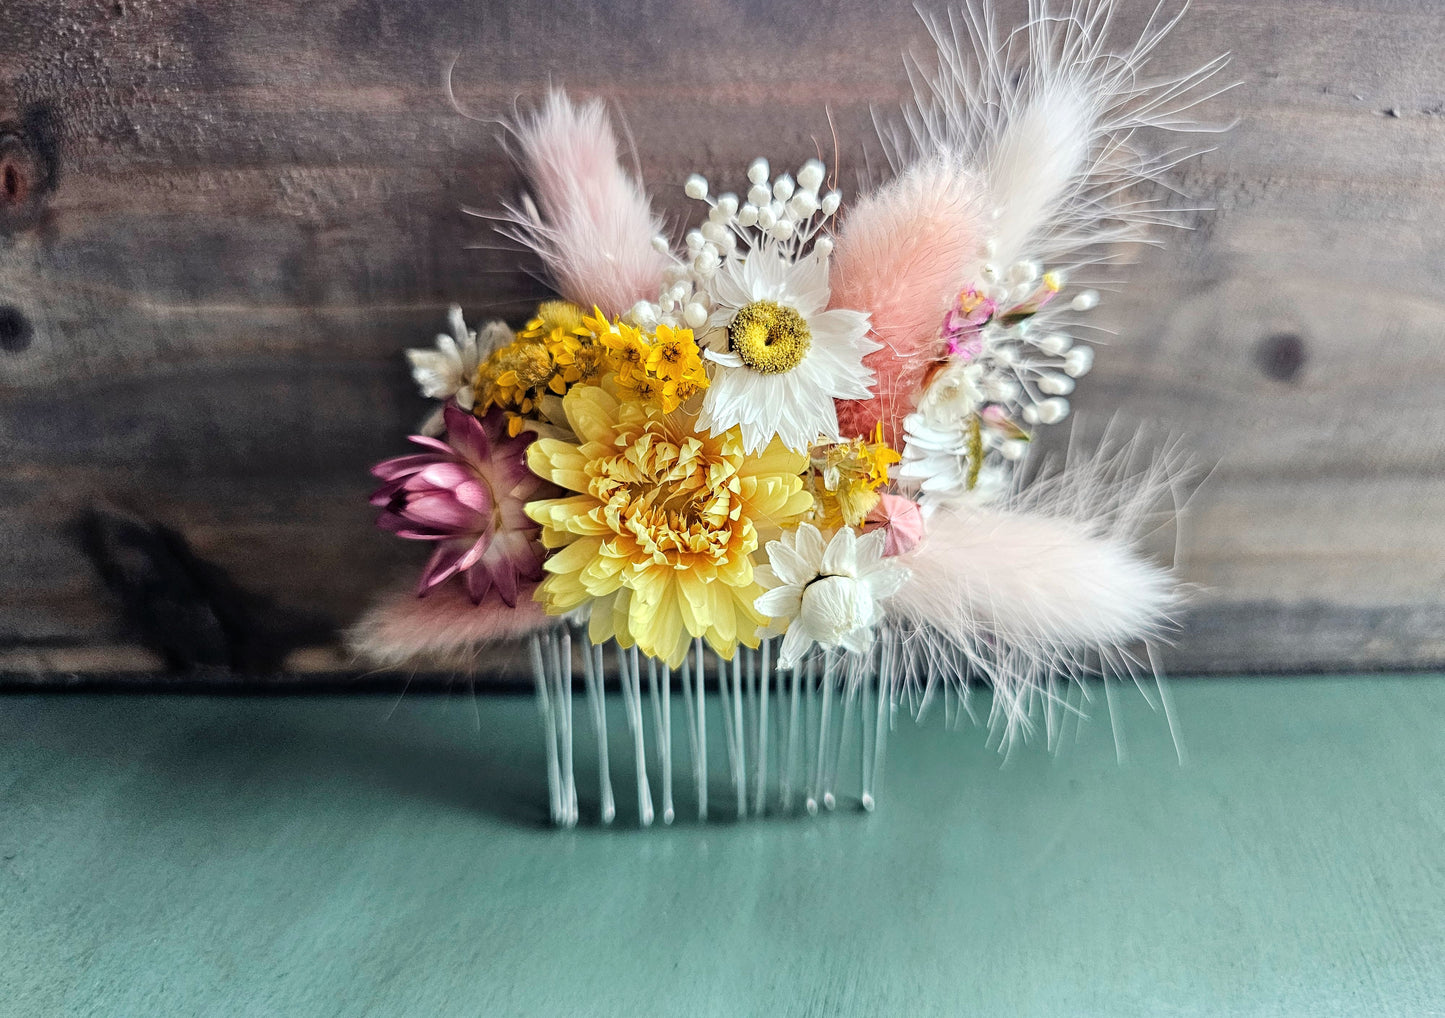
968, 252, 1105, 435
628, 157, 845, 333
901, 243, 1110, 508
720, 156, 840, 248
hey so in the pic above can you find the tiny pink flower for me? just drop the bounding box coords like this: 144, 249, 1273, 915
864, 493, 925, 557
941, 287, 995, 359
980, 404, 1011, 427
370, 404, 552, 607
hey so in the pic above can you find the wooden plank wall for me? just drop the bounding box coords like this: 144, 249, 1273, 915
2, 0, 1443, 680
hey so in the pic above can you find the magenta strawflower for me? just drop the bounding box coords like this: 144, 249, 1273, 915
370, 404, 551, 606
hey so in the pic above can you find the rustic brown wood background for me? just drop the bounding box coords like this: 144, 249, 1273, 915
2, 0, 1443, 682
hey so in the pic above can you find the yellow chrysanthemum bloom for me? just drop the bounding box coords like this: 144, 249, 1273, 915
525, 382, 813, 667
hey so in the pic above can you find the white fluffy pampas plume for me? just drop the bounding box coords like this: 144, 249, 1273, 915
500, 90, 670, 316
890, 431, 1194, 751
835, 0, 1229, 446
895, 507, 1175, 654
886, 0, 1231, 276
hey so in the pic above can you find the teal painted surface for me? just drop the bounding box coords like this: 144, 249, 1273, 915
2, 677, 1443, 1017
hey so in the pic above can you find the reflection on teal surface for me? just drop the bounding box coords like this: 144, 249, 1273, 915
2, 677, 1442, 1017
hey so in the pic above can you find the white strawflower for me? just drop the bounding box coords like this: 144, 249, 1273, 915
405, 306, 509, 411
753, 523, 910, 668
918, 358, 985, 427
898, 415, 1011, 508
898, 413, 974, 503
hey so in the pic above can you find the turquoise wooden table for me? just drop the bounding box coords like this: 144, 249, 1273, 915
3, 676, 1443, 1017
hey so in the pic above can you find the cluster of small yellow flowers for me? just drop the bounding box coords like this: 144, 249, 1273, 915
520, 301, 611, 394
474, 301, 611, 436
582, 309, 708, 414
809, 423, 902, 528
471, 301, 713, 436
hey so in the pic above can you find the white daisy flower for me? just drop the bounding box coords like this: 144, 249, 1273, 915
753, 523, 911, 668
696, 239, 876, 454
898, 360, 1011, 507
898, 413, 1007, 507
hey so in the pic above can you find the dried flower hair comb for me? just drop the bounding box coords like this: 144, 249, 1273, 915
352, 1, 1227, 826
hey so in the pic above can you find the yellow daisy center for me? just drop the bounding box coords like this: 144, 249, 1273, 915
728, 300, 811, 374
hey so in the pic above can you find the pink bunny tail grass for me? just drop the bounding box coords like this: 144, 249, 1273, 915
887, 428, 1195, 751
499, 90, 671, 317
830, 156, 984, 445
348, 579, 552, 671
894, 507, 1176, 653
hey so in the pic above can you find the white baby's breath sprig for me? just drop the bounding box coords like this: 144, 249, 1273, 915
973, 260, 1100, 430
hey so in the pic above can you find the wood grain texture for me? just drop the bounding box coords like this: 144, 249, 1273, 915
2, 0, 1444, 677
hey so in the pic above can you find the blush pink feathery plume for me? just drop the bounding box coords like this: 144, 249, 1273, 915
888, 430, 1194, 749
829, 157, 984, 446
349, 579, 552, 670
499, 90, 671, 317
